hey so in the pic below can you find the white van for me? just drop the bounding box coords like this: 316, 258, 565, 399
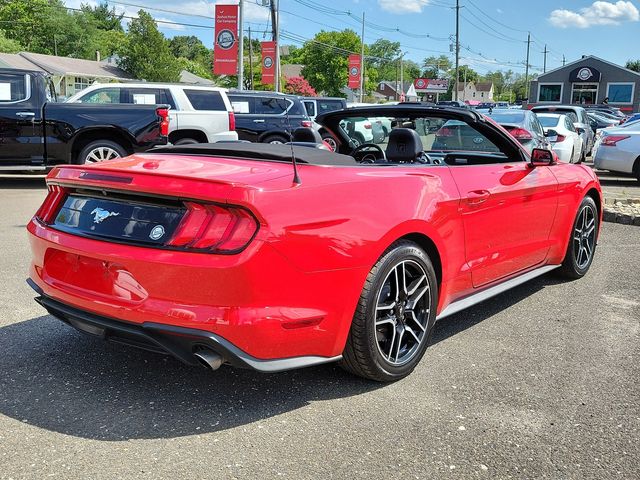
67, 83, 238, 144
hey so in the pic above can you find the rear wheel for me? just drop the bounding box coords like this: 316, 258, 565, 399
634, 157, 640, 184
174, 137, 199, 145
77, 140, 127, 164
558, 196, 598, 279
341, 241, 438, 382
321, 132, 338, 150
263, 134, 288, 145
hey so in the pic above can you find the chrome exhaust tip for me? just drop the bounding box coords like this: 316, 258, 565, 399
193, 349, 224, 371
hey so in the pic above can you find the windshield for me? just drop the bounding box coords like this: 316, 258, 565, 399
538, 116, 560, 127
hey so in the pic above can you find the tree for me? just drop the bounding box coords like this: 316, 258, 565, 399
368, 38, 401, 81
80, 2, 124, 32
169, 35, 210, 64
285, 77, 317, 96
0, 31, 22, 53
117, 11, 181, 82
422, 55, 451, 78
626, 60, 640, 72
301, 30, 362, 96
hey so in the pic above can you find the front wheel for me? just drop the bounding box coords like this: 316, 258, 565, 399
341, 241, 438, 382
558, 196, 599, 279
263, 134, 288, 145
77, 140, 127, 164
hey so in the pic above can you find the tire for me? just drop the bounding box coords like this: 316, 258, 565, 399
352, 133, 365, 147
558, 196, 599, 279
634, 158, 640, 184
321, 132, 338, 150
263, 134, 288, 145
341, 241, 439, 382
77, 140, 127, 164
174, 138, 199, 145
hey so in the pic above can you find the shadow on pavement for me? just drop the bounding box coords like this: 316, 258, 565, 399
0, 274, 562, 441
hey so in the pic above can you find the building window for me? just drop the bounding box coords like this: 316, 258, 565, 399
606, 83, 634, 104
571, 83, 598, 105
74, 77, 91, 93
538, 83, 562, 103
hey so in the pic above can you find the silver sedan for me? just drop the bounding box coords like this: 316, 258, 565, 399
593, 120, 640, 182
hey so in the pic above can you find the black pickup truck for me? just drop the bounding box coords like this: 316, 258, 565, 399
0, 69, 169, 171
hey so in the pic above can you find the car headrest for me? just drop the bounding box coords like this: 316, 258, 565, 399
292, 127, 322, 144
386, 128, 424, 163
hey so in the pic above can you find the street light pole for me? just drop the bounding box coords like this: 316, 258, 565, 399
454, 0, 460, 101
359, 11, 365, 103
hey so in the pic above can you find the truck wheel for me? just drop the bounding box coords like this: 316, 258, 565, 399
340, 240, 438, 382
174, 138, 199, 145
78, 140, 127, 164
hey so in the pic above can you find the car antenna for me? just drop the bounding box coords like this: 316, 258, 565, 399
284, 96, 301, 185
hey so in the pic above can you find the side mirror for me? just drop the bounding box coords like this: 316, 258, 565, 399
545, 129, 558, 142
530, 148, 556, 167
576, 127, 586, 135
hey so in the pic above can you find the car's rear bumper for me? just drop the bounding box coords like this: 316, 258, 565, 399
28, 279, 342, 372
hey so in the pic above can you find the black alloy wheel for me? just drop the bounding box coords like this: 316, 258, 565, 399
559, 196, 598, 279
341, 241, 438, 382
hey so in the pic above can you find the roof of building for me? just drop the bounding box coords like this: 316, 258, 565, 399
378, 81, 414, 94
179, 70, 216, 86
537, 55, 640, 80
475, 82, 494, 92
0, 52, 132, 79
282, 64, 303, 79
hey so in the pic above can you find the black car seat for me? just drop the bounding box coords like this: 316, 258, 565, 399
385, 128, 424, 163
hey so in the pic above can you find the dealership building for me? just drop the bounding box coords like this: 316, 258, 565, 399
528, 55, 640, 113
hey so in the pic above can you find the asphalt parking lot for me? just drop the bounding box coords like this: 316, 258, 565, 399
0, 177, 638, 480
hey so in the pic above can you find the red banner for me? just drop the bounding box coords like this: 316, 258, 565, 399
348, 54, 361, 89
214, 4, 238, 76
261, 41, 276, 85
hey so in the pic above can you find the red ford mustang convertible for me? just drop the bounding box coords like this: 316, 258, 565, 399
27, 105, 602, 381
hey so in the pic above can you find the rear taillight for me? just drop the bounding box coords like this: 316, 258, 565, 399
364, 122, 372, 130
228, 111, 236, 131
156, 107, 170, 137
301, 120, 313, 128
508, 127, 533, 141
601, 135, 630, 146
168, 202, 258, 253
34, 184, 66, 223
554, 135, 566, 143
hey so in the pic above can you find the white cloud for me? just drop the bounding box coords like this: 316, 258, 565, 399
378, 0, 430, 14
549, 1, 639, 28
496, 8, 503, 14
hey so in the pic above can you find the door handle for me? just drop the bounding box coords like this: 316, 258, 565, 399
253, 119, 265, 123
466, 190, 491, 206
16, 112, 35, 118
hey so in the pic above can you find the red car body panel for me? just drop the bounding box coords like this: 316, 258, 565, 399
27, 105, 603, 369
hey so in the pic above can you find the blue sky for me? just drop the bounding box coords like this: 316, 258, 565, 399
70, 0, 640, 76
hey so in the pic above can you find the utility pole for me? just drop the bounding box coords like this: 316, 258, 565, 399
248, 26, 253, 90
542, 44, 548, 73
238, 0, 244, 90
400, 53, 404, 100
359, 11, 365, 103
454, 0, 460, 101
524, 31, 531, 101
270, 0, 280, 92
562, 54, 566, 66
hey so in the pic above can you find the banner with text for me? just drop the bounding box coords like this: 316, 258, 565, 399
214, 4, 239, 76
348, 54, 361, 89
414, 78, 449, 93
261, 41, 276, 85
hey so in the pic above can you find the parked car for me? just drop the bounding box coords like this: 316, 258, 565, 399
592, 121, 640, 182
532, 105, 595, 159
623, 113, 640, 124
67, 83, 237, 145
537, 113, 584, 163
583, 104, 626, 119
484, 109, 551, 154
587, 112, 619, 131
0, 69, 169, 170
590, 110, 622, 124
436, 100, 468, 108
227, 91, 312, 144
28, 104, 602, 382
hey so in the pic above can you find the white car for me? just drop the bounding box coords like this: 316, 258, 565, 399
67, 83, 238, 144
593, 121, 640, 182
537, 113, 584, 164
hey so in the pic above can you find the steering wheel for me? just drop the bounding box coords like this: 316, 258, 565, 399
351, 143, 386, 164
416, 152, 435, 164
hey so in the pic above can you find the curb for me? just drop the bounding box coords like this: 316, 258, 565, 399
603, 197, 640, 227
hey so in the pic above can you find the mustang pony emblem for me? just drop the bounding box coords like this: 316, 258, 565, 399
90, 207, 120, 224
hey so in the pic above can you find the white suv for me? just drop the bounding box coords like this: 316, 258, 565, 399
67, 83, 238, 144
